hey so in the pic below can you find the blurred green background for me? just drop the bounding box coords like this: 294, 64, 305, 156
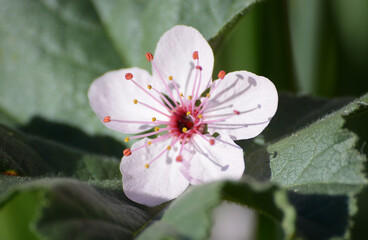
216, 0, 368, 238
1, 0, 367, 239
215, 0, 368, 239
215, 0, 368, 98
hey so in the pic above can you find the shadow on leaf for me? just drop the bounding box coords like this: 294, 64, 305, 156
238, 140, 271, 182
288, 192, 349, 240
265, 93, 352, 142
0, 123, 121, 180
19, 116, 124, 158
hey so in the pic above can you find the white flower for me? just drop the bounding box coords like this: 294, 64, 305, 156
88, 25, 278, 207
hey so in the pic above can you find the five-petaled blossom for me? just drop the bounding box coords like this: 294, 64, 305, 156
88, 25, 278, 207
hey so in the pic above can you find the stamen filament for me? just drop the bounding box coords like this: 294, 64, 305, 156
170, 76, 185, 106
193, 63, 203, 110
196, 80, 221, 116
193, 129, 215, 145
151, 86, 175, 110
129, 128, 173, 140
130, 78, 171, 112
207, 119, 271, 128
110, 119, 161, 124
137, 101, 171, 118
151, 60, 177, 107
148, 136, 180, 165
191, 62, 200, 111
201, 114, 235, 124
203, 106, 259, 120
131, 133, 173, 153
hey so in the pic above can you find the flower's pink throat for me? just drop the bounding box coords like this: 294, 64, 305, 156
169, 106, 204, 137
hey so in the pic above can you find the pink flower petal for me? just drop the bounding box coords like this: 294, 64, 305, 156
182, 134, 244, 184
88, 68, 169, 134
121, 138, 189, 207
204, 71, 278, 140
152, 25, 214, 98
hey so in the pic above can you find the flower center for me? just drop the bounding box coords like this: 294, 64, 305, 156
176, 112, 194, 132
169, 106, 205, 138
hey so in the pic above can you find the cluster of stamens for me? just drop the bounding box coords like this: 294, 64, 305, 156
103, 51, 241, 168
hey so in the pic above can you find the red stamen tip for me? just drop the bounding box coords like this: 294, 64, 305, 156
210, 139, 215, 145
145, 52, 153, 62
123, 148, 132, 157
233, 110, 240, 115
103, 116, 111, 123
176, 155, 183, 162
196, 66, 202, 71
125, 73, 133, 80
218, 70, 226, 80
192, 51, 199, 60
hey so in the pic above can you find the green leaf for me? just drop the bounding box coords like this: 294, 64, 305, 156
264, 93, 352, 142
269, 93, 368, 195
136, 180, 296, 240
244, 93, 368, 239
0, 0, 123, 145
0, 123, 120, 181
0, 121, 152, 239
240, 93, 352, 182
92, 0, 259, 68
288, 0, 323, 94
0, 177, 161, 239
0, 178, 163, 240
0, 189, 41, 240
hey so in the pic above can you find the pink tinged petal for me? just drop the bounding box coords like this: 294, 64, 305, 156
88, 68, 168, 134
182, 134, 245, 185
120, 138, 189, 207
204, 71, 278, 140
153, 25, 214, 97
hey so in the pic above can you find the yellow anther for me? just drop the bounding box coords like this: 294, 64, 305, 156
148, 141, 152, 146
133, 99, 138, 104
198, 114, 202, 119
188, 96, 192, 100
180, 93, 184, 97
186, 111, 191, 116
182, 127, 188, 133
168, 76, 173, 80
206, 93, 210, 98
155, 127, 160, 132
152, 117, 156, 122
147, 85, 152, 89
167, 146, 171, 150
144, 164, 150, 168
124, 137, 130, 142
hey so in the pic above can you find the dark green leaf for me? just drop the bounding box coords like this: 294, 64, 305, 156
264, 93, 352, 142
0, 123, 120, 181
0, 178, 163, 240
